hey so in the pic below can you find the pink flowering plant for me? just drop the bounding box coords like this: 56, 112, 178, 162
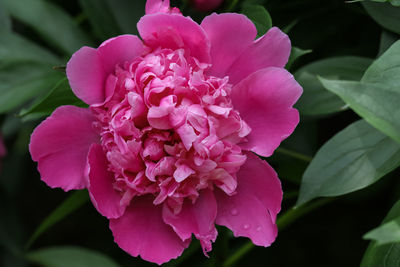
29, 0, 301, 263
2, 0, 400, 266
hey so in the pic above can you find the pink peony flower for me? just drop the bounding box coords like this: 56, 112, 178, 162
29, 0, 302, 264
193, 0, 223, 11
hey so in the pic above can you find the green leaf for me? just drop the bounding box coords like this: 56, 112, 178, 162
294, 56, 372, 115
0, 0, 11, 32
79, 0, 121, 40
361, 200, 400, 267
26, 191, 89, 249
20, 78, 87, 120
365, 0, 400, 7
362, 1, 400, 34
105, 0, 146, 35
286, 47, 312, 70
364, 217, 400, 245
3, 0, 92, 55
320, 41, 400, 143
0, 63, 63, 114
26, 246, 120, 267
0, 32, 60, 64
378, 31, 399, 56
296, 120, 400, 206
241, 4, 272, 36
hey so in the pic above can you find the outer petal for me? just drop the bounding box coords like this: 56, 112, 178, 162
232, 67, 302, 157
227, 27, 291, 84
163, 189, 217, 254
29, 106, 99, 191
138, 13, 210, 63
87, 144, 126, 219
145, 0, 171, 14
66, 46, 105, 105
98, 35, 144, 75
67, 35, 144, 105
215, 152, 282, 246
201, 13, 257, 77
110, 196, 190, 265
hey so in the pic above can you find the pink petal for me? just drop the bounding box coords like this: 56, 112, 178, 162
227, 27, 291, 84
67, 35, 144, 105
146, 0, 180, 14
231, 67, 302, 157
98, 35, 144, 75
138, 13, 211, 63
87, 144, 126, 219
215, 152, 282, 246
201, 13, 257, 77
66, 46, 105, 105
29, 106, 99, 191
0, 134, 6, 158
110, 196, 190, 265
163, 189, 217, 254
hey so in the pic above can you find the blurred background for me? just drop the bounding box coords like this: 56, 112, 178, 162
1, 0, 400, 266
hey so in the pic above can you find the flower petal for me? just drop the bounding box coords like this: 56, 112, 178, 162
87, 144, 126, 219
29, 106, 99, 191
201, 13, 257, 77
110, 196, 190, 265
215, 152, 282, 246
232, 67, 302, 157
66, 46, 105, 105
138, 13, 210, 63
227, 27, 291, 84
0, 134, 6, 158
163, 189, 217, 254
98, 35, 144, 75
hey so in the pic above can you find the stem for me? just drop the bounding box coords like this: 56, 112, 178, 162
276, 147, 313, 163
222, 198, 332, 267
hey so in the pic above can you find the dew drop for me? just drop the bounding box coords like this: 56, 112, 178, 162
230, 209, 238, 216
243, 224, 250, 230
256, 226, 262, 232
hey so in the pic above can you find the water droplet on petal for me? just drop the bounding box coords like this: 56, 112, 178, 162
256, 226, 262, 232
230, 209, 238, 216
243, 224, 250, 230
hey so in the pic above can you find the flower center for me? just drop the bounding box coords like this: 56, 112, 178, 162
91, 48, 251, 213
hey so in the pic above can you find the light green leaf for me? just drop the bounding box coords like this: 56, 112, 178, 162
320, 41, 400, 143
296, 120, 400, 206
364, 217, 400, 245
362, 1, 400, 34
26, 246, 120, 267
361, 200, 400, 267
0, 32, 60, 64
3, 0, 92, 55
79, 0, 121, 40
105, 0, 146, 35
20, 78, 87, 120
241, 4, 272, 36
294, 56, 372, 115
26, 190, 89, 249
286, 47, 312, 70
362, 40, 400, 87
0, 63, 63, 113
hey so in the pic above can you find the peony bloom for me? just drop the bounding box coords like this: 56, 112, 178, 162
29, 0, 302, 264
193, 0, 223, 11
